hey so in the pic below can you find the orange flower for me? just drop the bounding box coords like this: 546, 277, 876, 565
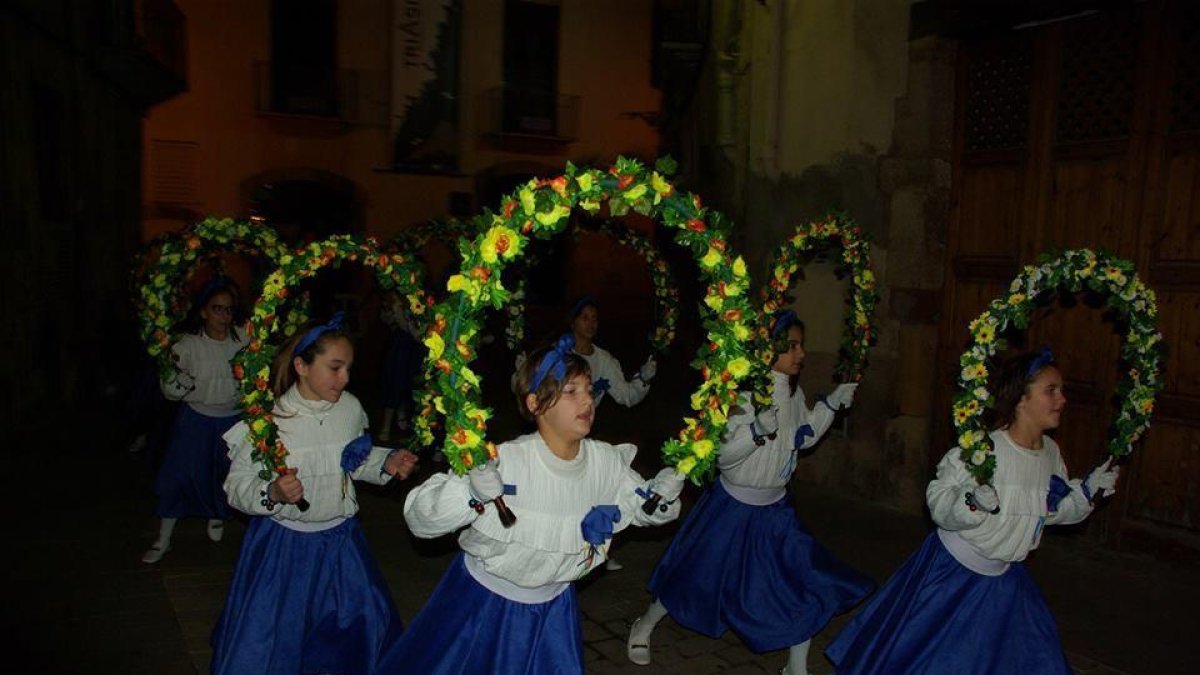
686, 219, 706, 232
722, 309, 742, 322
503, 199, 517, 218
435, 359, 452, 374
486, 442, 499, 460
461, 452, 474, 468
548, 176, 568, 197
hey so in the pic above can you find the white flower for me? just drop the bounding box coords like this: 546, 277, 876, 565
971, 449, 988, 466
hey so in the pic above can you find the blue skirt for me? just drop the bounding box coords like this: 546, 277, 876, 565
648, 480, 875, 652
825, 531, 1072, 675
375, 554, 584, 675
210, 517, 403, 675
153, 405, 237, 519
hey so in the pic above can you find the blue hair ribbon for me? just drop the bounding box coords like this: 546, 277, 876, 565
1027, 346, 1055, 377
771, 309, 798, 338
529, 333, 576, 393
294, 311, 346, 357
568, 294, 598, 320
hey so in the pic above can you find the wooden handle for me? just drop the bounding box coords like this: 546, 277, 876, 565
295, 498, 310, 512
641, 493, 663, 515
493, 495, 516, 528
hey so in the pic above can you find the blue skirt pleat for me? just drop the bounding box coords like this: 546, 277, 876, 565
374, 554, 583, 675
648, 480, 875, 652
824, 531, 1072, 675
211, 517, 403, 675
153, 405, 237, 519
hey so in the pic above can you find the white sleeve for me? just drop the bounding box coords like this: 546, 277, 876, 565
403, 471, 478, 538
716, 394, 763, 470
596, 351, 650, 407
926, 447, 989, 531
222, 423, 275, 517
794, 389, 837, 449
614, 465, 681, 529
347, 408, 393, 486
160, 341, 197, 400
1045, 451, 1094, 526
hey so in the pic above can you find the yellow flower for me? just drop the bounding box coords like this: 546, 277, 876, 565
250, 418, 268, 434
519, 187, 536, 215
481, 225, 519, 263
447, 274, 481, 301
625, 184, 647, 201
727, 357, 750, 379
700, 247, 722, 269
424, 333, 445, 360
449, 427, 482, 449
650, 172, 671, 196
732, 258, 747, 279
676, 456, 697, 476
576, 172, 594, 192
958, 429, 982, 448
954, 406, 970, 424
693, 439, 715, 459
976, 324, 995, 344
434, 396, 446, 414
1008, 293, 1025, 306
733, 323, 751, 340
704, 293, 724, 311
257, 366, 271, 381
535, 204, 570, 227
961, 363, 987, 381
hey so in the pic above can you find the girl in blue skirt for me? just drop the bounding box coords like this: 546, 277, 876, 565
825, 348, 1120, 674
142, 278, 244, 564
377, 334, 685, 675
211, 313, 419, 675
627, 311, 874, 675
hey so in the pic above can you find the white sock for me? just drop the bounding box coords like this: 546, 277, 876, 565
632, 599, 668, 642
156, 517, 177, 547
786, 640, 811, 675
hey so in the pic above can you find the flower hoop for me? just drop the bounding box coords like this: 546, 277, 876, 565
137, 217, 290, 382
503, 219, 680, 353
232, 235, 429, 481
757, 213, 879, 388
954, 248, 1164, 485
416, 156, 756, 482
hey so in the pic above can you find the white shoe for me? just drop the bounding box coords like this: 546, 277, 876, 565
626, 617, 652, 665
141, 541, 171, 564
206, 519, 225, 542
605, 558, 624, 571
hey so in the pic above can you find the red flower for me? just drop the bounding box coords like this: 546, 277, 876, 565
503, 199, 517, 218
686, 219, 706, 232
548, 176, 568, 197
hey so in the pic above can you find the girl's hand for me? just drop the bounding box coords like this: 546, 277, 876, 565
270, 468, 305, 504
385, 449, 420, 480
1085, 457, 1120, 499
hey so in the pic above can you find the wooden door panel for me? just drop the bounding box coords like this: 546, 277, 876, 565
1127, 420, 1200, 528
1046, 158, 1132, 253
1158, 290, 1200, 398
958, 164, 1026, 256
1159, 151, 1200, 261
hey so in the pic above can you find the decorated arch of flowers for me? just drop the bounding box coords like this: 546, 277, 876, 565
502, 219, 680, 353
755, 214, 879, 397
953, 248, 1164, 485
415, 156, 756, 482
232, 234, 429, 481
137, 217, 293, 383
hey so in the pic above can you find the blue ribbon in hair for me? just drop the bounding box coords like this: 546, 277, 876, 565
529, 333, 576, 392
771, 309, 798, 338
294, 311, 346, 357
1027, 346, 1055, 377
568, 294, 598, 320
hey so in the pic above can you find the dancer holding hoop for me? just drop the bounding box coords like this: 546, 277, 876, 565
142, 278, 244, 564
211, 313, 419, 675
381, 336, 684, 674
627, 311, 874, 675
826, 349, 1119, 674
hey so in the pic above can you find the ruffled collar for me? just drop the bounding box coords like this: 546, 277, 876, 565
277, 385, 336, 419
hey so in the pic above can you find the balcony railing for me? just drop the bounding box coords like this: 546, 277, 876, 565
254, 62, 388, 127
480, 86, 580, 141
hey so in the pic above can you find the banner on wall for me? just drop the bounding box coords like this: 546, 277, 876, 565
391, 0, 461, 174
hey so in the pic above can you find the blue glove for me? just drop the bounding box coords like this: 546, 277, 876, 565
341, 433, 374, 473
581, 505, 621, 546
1047, 474, 1072, 512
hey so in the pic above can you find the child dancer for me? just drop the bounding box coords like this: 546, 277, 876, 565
211, 313, 419, 675
142, 278, 244, 563
825, 348, 1120, 674
377, 334, 685, 674
627, 311, 874, 675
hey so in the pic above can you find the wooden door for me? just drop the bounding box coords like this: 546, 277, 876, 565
936, 1, 1200, 553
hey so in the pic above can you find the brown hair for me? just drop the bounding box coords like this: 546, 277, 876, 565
513, 343, 591, 421
985, 351, 1057, 431
271, 327, 353, 398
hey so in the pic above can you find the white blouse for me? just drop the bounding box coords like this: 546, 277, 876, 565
404, 433, 679, 591
717, 371, 840, 494
160, 331, 244, 417
223, 387, 394, 530
927, 430, 1093, 566
574, 345, 650, 408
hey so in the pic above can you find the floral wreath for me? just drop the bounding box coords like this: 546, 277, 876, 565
756, 214, 879, 394
415, 156, 756, 481
502, 219, 680, 353
232, 235, 429, 481
137, 217, 293, 382
954, 248, 1164, 485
